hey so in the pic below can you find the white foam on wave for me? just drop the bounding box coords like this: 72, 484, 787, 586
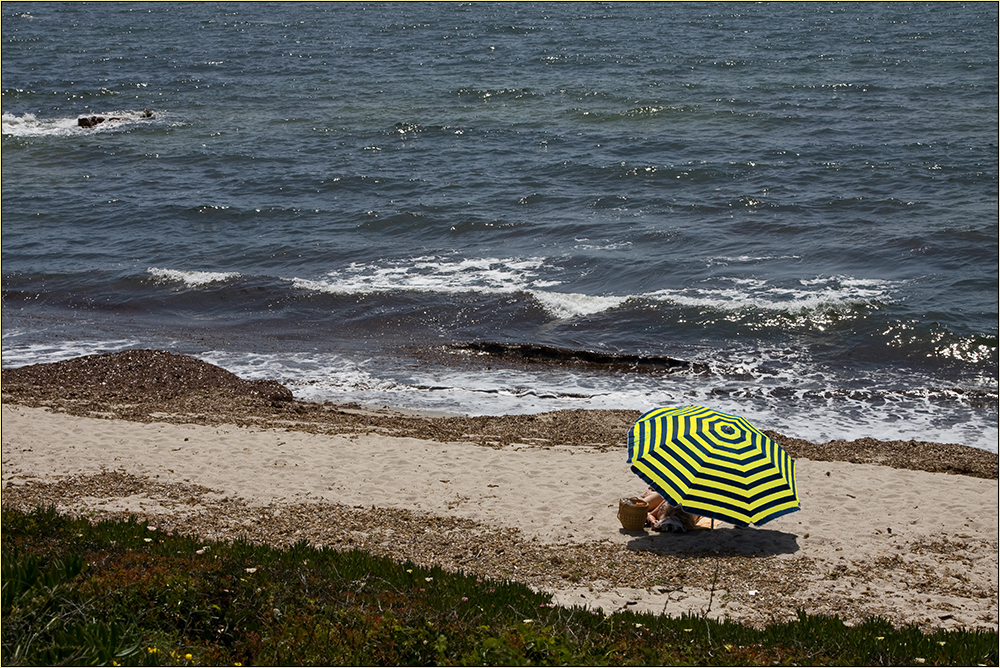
342, 367, 996, 452
147, 267, 241, 287
572, 238, 634, 252
288, 255, 631, 318
289, 256, 553, 295
647, 275, 897, 312
287, 256, 901, 320
2, 112, 80, 137
193, 350, 375, 388
191, 347, 998, 453
0, 338, 144, 368
3, 338, 995, 452
2, 110, 164, 137
706, 254, 801, 267
195, 350, 430, 410
528, 291, 629, 318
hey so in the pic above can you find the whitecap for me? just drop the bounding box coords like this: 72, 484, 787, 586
2, 110, 162, 137
646, 275, 898, 312
286, 256, 635, 319
528, 290, 628, 318
147, 267, 241, 287
2, 112, 79, 137
287, 256, 553, 296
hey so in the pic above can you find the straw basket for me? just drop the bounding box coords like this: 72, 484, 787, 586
617, 497, 648, 531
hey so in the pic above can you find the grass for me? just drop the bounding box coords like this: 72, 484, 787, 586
2, 506, 996, 666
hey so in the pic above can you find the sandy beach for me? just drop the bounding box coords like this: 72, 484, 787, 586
2, 351, 997, 632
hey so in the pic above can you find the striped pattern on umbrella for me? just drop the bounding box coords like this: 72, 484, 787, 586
627, 405, 799, 527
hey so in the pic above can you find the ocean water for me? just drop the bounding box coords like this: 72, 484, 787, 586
3, 2, 997, 451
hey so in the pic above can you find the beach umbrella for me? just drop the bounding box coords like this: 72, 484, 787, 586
627, 405, 799, 527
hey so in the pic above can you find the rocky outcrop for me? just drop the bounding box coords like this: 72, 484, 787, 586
78, 109, 154, 128
1, 349, 292, 402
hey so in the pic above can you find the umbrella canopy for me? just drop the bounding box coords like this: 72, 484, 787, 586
627, 405, 799, 527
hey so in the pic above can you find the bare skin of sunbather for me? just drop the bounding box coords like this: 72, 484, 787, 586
639, 486, 705, 532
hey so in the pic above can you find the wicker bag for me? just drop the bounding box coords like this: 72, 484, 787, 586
617, 497, 648, 531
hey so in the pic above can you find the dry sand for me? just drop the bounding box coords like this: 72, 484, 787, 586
1, 351, 997, 632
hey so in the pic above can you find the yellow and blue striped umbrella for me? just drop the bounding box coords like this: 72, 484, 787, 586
627, 405, 799, 527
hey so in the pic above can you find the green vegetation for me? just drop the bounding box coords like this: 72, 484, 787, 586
2, 506, 996, 666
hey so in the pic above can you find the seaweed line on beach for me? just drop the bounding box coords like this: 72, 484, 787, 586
2, 349, 996, 479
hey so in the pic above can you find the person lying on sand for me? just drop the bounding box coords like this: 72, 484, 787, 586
639, 487, 708, 533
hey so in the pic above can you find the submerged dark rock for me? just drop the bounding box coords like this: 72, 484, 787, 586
449, 341, 710, 374
78, 115, 107, 128
78, 109, 154, 128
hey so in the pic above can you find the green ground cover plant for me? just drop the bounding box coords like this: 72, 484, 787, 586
2, 506, 996, 666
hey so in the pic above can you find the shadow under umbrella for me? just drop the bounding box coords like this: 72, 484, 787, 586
622, 525, 800, 557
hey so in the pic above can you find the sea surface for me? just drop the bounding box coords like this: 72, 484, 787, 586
3, 2, 998, 451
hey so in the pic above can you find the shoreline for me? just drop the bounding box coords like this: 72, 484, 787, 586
2, 351, 997, 631
3, 350, 996, 479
